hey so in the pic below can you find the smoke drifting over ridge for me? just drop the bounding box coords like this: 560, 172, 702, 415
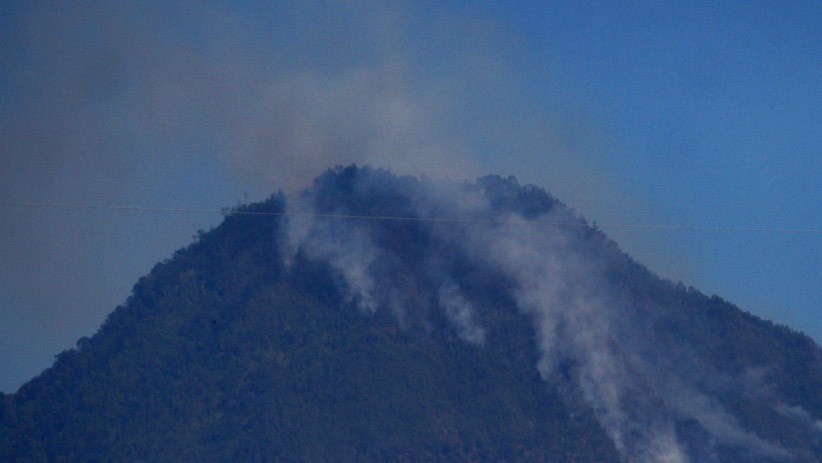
285, 166, 818, 462
0, 1, 507, 195
0, 1, 474, 390
1, 8, 817, 453
2, 1, 647, 391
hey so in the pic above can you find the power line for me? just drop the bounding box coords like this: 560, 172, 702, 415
1, 200, 821, 234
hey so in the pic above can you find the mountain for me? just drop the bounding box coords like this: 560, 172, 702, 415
1, 165, 820, 462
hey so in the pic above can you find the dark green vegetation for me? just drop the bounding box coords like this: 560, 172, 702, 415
1, 166, 820, 462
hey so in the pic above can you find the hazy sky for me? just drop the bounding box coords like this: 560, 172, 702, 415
0, 1, 819, 393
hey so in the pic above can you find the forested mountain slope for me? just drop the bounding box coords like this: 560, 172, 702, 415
2, 166, 820, 462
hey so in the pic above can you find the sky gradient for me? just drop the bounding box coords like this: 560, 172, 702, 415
1, 1, 819, 392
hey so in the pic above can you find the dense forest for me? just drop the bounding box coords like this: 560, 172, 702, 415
1, 166, 820, 462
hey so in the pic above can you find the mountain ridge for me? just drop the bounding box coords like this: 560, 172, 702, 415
2, 165, 820, 462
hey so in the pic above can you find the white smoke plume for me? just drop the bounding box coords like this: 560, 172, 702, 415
286, 210, 380, 313
438, 281, 486, 345
283, 169, 802, 462
1, 0, 661, 394
1, 2, 817, 460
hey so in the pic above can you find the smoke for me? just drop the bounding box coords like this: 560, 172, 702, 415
777, 405, 822, 434
0, 0, 499, 391
438, 281, 485, 345
1, 1, 481, 193
2, 9, 812, 462
283, 167, 804, 462
3, 0, 679, 395
475, 207, 801, 461
468, 206, 692, 461
288, 211, 380, 313
0, 0, 813, 455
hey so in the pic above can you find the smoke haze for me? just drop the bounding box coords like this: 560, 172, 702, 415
283, 167, 818, 462
0, 1, 818, 434
0, 0, 635, 392
0, 1, 472, 391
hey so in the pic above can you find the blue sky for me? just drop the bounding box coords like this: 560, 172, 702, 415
487, 2, 821, 330
0, 1, 819, 392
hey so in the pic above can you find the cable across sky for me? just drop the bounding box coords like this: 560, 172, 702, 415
2, 200, 820, 235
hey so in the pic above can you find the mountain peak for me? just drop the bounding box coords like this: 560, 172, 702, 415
2, 166, 820, 462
